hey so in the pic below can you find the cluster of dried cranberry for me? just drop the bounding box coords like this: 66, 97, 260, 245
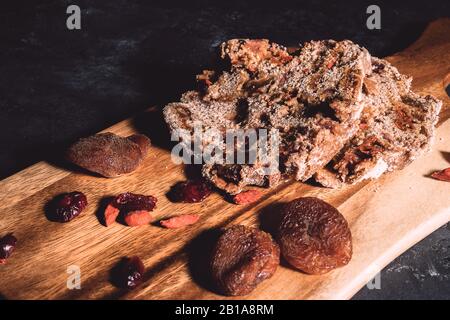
103, 192, 157, 227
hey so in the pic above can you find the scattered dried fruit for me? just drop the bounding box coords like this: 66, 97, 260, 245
66, 132, 151, 178
233, 190, 262, 204
431, 168, 450, 182
170, 180, 212, 203
160, 214, 200, 229
115, 192, 157, 212
104, 204, 120, 227
0, 234, 17, 264
54, 192, 88, 223
117, 256, 145, 289
104, 192, 157, 227
277, 197, 352, 275
211, 225, 280, 296
124, 210, 153, 227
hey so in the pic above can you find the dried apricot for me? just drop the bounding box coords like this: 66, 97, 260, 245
277, 197, 352, 274
210, 225, 280, 296
66, 132, 150, 178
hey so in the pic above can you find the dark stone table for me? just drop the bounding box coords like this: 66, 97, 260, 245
1, 0, 449, 299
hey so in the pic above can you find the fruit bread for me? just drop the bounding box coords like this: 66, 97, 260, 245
164, 39, 372, 194
314, 57, 442, 187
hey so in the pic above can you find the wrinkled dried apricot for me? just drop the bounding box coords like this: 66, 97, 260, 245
66, 132, 150, 178
233, 190, 262, 204
277, 197, 352, 274
211, 225, 280, 296
160, 214, 200, 229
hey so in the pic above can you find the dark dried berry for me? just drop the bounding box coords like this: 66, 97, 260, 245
114, 192, 157, 212
170, 180, 211, 203
0, 234, 17, 264
431, 167, 450, 182
118, 256, 145, 289
54, 192, 88, 222
277, 197, 352, 275
210, 225, 280, 296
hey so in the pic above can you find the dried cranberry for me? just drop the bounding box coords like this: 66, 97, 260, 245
54, 192, 88, 222
118, 256, 145, 289
170, 180, 212, 203
0, 234, 17, 264
104, 193, 157, 227
114, 192, 157, 212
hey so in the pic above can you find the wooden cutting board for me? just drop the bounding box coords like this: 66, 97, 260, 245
0, 19, 449, 300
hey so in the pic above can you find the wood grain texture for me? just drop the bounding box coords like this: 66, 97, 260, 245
0, 19, 449, 300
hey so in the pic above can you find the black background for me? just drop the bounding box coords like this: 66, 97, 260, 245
0, 0, 449, 299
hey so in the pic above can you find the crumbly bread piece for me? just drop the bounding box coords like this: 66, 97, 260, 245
314, 58, 442, 187
164, 39, 372, 194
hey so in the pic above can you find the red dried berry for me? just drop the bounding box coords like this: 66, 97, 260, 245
124, 210, 153, 227
54, 192, 88, 222
431, 168, 450, 182
114, 192, 157, 212
104, 204, 120, 227
233, 190, 262, 204
170, 180, 211, 203
160, 214, 200, 229
0, 234, 17, 264
104, 193, 157, 227
118, 256, 145, 289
